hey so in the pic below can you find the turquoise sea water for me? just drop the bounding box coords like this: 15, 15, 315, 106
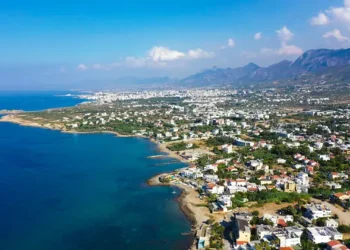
0, 93, 192, 250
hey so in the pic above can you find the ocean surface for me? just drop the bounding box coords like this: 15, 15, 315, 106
0, 91, 85, 111
0, 92, 192, 250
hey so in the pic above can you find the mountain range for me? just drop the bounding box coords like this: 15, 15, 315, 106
182, 48, 350, 86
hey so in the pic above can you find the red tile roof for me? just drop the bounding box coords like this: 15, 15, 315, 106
327, 240, 342, 247
334, 192, 345, 198
207, 183, 216, 189
278, 219, 287, 227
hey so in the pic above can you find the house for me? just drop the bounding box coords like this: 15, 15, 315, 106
218, 192, 233, 207
260, 178, 273, 185
305, 166, 314, 175
284, 181, 296, 193
325, 182, 342, 190
235, 138, 254, 147
305, 203, 332, 219
314, 142, 324, 150
329, 172, 340, 180
246, 160, 263, 171
319, 154, 331, 161
273, 227, 302, 247
233, 216, 251, 245
263, 214, 293, 227
326, 240, 350, 250
256, 225, 272, 240
196, 224, 211, 249
294, 153, 305, 161
210, 201, 228, 213
293, 164, 304, 170
296, 172, 309, 186
332, 192, 350, 204
277, 158, 287, 164
306, 227, 342, 244
204, 164, 218, 173
221, 144, 233, 154
206, 183, 224, 194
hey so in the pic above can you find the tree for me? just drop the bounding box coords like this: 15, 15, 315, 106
252, 210, 260, 216
315, 217, 327, 226
255, 241, 272, 250
196, 155, 210, 169
250, 216, 260, 225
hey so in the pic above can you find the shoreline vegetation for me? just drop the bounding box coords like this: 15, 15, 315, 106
0, 115, 193, 163
0, 113, 216, 249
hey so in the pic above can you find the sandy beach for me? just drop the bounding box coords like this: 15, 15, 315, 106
147, 174, 224, 227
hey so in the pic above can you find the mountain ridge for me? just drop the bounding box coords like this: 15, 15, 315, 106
181, 48, 350, 86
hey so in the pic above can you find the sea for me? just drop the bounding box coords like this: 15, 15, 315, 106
0, 91, 192, 250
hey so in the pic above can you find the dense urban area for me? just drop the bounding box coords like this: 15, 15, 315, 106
2, 81, 350, 250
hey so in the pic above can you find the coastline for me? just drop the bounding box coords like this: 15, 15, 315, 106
0, 112, 224, 250
0, 115, 192, 163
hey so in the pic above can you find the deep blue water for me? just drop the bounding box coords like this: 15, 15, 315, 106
0, 93, 191, 250
0, 91, 85, 111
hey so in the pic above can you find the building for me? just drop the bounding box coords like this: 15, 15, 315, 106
256, 225, 272, 240
325, 219, 339, 228
221, 144, 233, 154
307, 227, 342, 244
246, 160, 264, 171
284, 181, 296, 193
233, 216, 251, 245
196, 224, 211, 249
326, 240, 350, 250
305, 203, 332, 219
331, 193, 350, 205
273, 227, 301, 247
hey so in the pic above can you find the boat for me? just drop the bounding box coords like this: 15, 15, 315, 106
172, 190, 176, 194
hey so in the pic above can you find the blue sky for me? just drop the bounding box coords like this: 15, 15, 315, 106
0, 0, 349, 89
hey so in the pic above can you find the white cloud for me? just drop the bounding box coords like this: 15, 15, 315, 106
276, 26, 294, 42
76, 64, 88, 71
254, 32, 262, 40
82, 46, 214, 70
277, 42, 303, 55
310, 12, 329, 25
148, 46, 185, 62
323, 29, 349, 41
318, 0, 350, 25
346, 0, 350, 8
327, 6, 350, 23
188, 48, 214, 59
227, 38, 235, 47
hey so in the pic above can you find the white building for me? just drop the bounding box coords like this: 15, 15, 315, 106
256, 225, 272, 240
273, 227, 302, 247
221, 144, 233, 154
307, 227, 342, 244
305, 203, 332, 220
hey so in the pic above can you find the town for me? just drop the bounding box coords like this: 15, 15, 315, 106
3, 84, 350, 250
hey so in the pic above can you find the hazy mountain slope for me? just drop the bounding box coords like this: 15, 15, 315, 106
181, 48, 350, 86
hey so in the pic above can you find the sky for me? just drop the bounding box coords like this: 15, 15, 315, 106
1, 0, 350, 90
